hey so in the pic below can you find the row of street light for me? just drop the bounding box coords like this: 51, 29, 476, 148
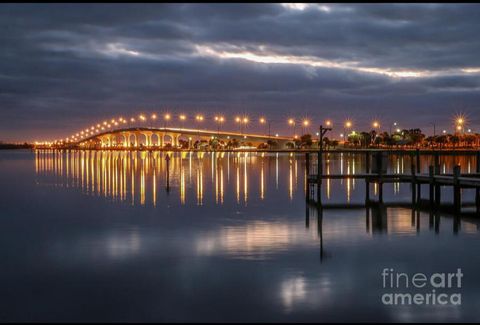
52, 112, 471, 145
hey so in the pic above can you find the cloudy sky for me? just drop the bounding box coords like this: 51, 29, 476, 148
1, 3, 480, 142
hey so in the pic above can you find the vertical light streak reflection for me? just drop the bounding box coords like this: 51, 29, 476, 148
140, 156, 145, 206
220, 163, 224, 204
244, 153, 248, 205
153, 163, 157, 207
236, 157, 240, 204
346, 156, 351, 203
289, 158, 293, 200
326, 157, 331, 199
180, 158, 186, 205
197, 158, 203, 206
260, 159, 265, 200
276, 153, 279, 190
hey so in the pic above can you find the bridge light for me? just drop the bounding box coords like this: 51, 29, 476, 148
107, 124, 111, 128
372, 121, 380, 129
96, 124, 101, 128
288, 118, 295, 125
345, 120, 352, 128
195, 115, 204, 121
164, 113, 171, 120
101, 127, 105, 130
151, 114, 157, 120
219, 116, 225, 122
275, 133, 279, 137
242, 117, 249, 124
302, 119, 310, 127
325, 120, 332, 127
139, 114, 146, 121
179, 114, 186, 121
259, 117, 266, 124
235, 116, 241, 123
130, 118, 135, 122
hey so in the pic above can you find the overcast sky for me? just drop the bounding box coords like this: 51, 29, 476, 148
1, 3, 480, 142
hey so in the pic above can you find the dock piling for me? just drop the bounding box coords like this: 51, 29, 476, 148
453, 164, 461, 215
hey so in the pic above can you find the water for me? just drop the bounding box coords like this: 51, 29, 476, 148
0, 149, 479, 322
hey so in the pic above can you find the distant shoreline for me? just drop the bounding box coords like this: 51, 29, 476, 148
0, 143, 34, 150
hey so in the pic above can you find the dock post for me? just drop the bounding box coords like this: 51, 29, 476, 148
434, 163, 441, 207
453, 164, 461, 215
305, 152, 310, 176
316, 125, 331, 207
410, 156, 416, 206
476, 152, 480, 213
378, 182, 383, 203
416, 148, 421, 173
317, 150, 322, 205
429, 165, 434, 207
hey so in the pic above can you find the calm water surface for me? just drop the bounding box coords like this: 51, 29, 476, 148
0, 150, 479, 322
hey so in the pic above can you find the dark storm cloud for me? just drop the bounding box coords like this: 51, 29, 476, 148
0, 3, 480, 141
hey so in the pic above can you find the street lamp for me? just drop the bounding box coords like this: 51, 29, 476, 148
214, 116, 225, 134
390, 122, 397, 135
288, 118, 296, 137
150, 114, 157, 128
344, 120, 352, 142
164, 113, 171, 128
259, 117, 271, 137
302, 119, 310, 135
455, 116, 465, 134
179, 114, 186, 129
242, 117, 249, 135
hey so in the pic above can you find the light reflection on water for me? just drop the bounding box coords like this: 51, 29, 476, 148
0, 150, 479, 322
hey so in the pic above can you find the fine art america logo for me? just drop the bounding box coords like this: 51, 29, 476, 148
381, 268, 463, 306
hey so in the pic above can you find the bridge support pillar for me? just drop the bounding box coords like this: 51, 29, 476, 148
123, 132, 130, 148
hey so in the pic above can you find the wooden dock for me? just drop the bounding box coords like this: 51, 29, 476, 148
305, 149, 480, 215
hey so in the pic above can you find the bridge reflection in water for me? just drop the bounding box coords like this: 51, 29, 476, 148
35, 149, 478, 240
35, 149, 302, 207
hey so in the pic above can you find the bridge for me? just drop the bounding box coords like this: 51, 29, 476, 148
55, 127, 295, 150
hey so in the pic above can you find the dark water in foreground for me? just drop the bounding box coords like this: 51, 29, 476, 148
0, 150, 479, 322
